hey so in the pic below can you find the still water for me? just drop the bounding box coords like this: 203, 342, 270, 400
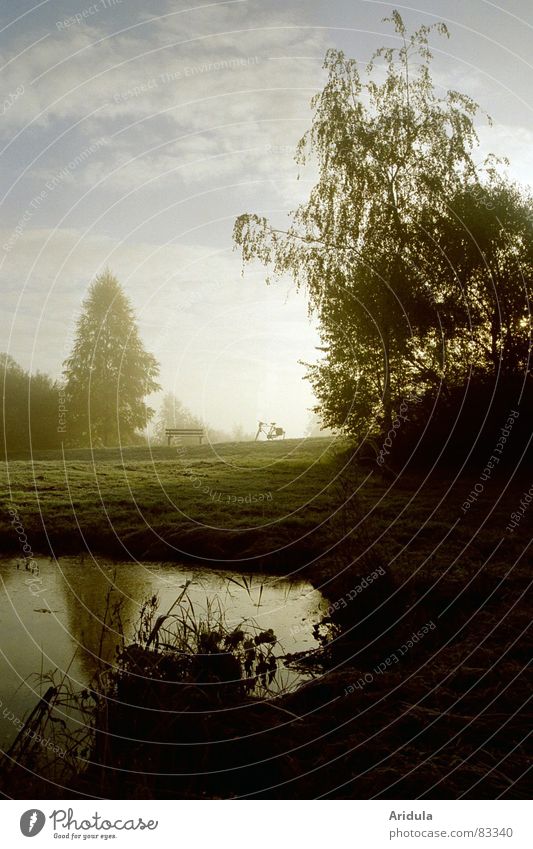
0, 556, 326, 749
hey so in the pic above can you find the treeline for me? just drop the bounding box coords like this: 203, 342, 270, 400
0, 358, 252, 457
0, 355, 240, 456
0, 356, 225, 456
0, 354, 63, 454
377, 377, 533, 469
1, 270, 160, 455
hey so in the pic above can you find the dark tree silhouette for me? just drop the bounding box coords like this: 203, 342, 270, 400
234, 12, 532, 448
63, 271, 160, 446
432, 176, 533, 378
235, 13, 478, 436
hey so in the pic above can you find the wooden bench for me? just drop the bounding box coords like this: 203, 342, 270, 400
165, 427, 204, 446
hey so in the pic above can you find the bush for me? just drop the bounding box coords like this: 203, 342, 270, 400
390, 375, 533, 469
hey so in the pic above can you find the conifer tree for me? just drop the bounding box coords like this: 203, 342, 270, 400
63, 271, 160, 446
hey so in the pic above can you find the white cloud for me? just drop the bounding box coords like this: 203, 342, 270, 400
476, 124, 533, 184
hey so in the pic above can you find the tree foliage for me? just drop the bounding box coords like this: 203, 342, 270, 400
63, 271, 160, 446
0, 354, 61, 456
234, 12, 532, 451
432, 175, 533, 378
153, 392, 203, 444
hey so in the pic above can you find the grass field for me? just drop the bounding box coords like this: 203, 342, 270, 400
1, 434, 530, 595
1, 437, 343, 570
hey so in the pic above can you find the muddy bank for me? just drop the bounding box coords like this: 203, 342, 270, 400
0, 518, 331, 578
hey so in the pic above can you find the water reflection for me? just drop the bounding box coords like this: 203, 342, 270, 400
0, 557, 325, 749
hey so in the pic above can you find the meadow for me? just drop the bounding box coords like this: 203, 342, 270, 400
1, 437, 342, 570
1, 436, 529, 588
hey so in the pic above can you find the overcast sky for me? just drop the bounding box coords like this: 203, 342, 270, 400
1, 0, 531, 437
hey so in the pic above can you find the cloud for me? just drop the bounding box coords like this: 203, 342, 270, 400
1, 0, 327, 263
0, 2, 326, 132
476, 124, 533, 184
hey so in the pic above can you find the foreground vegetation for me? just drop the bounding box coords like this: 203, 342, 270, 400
1, 437, 530, 798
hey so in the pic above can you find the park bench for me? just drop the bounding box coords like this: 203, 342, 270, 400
165, 427, 204, 446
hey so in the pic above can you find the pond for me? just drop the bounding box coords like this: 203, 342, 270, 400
0, 556, 327, 749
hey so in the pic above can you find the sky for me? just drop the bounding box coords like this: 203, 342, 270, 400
1, 0, 532, 437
